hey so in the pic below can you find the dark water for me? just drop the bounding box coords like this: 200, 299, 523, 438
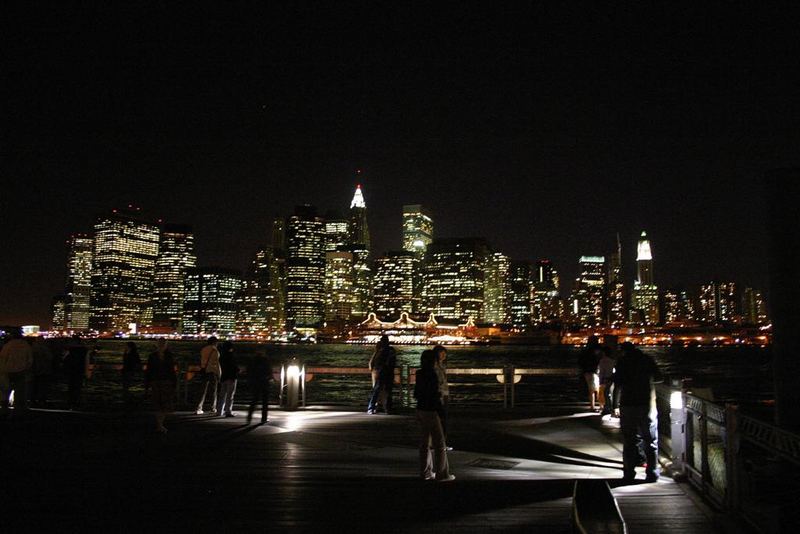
70, 340, 772, 407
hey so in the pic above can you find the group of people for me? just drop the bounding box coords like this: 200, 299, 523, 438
366, 336, 455, 482
0, 331, 96, 414
579, 335, 663, 482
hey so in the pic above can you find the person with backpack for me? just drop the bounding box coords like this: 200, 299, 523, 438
367, 335, 396, 414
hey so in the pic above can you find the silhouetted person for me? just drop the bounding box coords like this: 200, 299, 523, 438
196, 336, 220, 414
247, 352, 274, 424
0, 331, 33, 414
597, 346, 615, 416
121, 341, 142, 402
578, 335, 601, 410
63, 335, 88, 410
414, 350, 454, 482
615, 342, 662, 482
31, 336, 55, 407
217, 341, 238, 417
433, 344, 451, 447
145, 339, 176, 433
367, 335, 396, 414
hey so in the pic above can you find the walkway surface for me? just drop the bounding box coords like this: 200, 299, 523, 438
1, 405, 720, 533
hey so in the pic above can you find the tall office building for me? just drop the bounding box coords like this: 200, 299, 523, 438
349, 243, 373, 319
508, 261, 532, 329
532, 259, 561, 325
271, 217, 286, 252
237, 248, 285, 336
348, 184, 370, 251
742, 287, 768, 326
402, 204, 434, 258
484, 252, 510, 324
65, 234, 94, 331
700, 281, 737, 324
630, 231, 660, 326
324, 212, 349, 252
52, 295, 66, 331
423, 238, 488, 321
182, 267, 242, 337
606, 234, 626, 326
286, 205, 326, 328
570, 256, 606, 328
324, 249, 354, 321
89, 208, 160, 332
373, 251, 415, 320
663, 289, 696, 324
151, 224, 196, 332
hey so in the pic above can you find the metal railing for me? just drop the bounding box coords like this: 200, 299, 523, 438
655, 384, 800, 533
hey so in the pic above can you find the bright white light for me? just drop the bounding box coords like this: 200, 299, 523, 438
637, 232, 652, 261
287, 365, 300, 380
413, 239, 425, 249
350, 185, 366, 208
670, 390, 683, 410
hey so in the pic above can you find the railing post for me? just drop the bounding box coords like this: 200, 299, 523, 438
725, 403, 739, 511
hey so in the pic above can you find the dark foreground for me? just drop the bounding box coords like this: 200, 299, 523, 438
1, 406, 719, 533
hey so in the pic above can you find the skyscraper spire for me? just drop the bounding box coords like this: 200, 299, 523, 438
350, 184, 366, 209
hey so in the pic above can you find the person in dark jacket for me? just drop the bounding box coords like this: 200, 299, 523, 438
145, 339, 177, 434
63, 335, 88, 409
121, 341, 142, 402
615, 342, 662, 482
367, 335, 396, 414
414, 350, 454, 482
247, 352, 274, 424
217, 341, 239, 417
578, 335, 601, 410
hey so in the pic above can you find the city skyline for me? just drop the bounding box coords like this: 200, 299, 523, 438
4, 5, 793, 325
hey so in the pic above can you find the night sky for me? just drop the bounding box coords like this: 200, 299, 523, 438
3, 3, 799, 326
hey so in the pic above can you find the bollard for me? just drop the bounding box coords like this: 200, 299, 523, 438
282, 360, 304, 411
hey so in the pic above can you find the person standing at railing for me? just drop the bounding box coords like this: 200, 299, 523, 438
121, 341, 142, 404
217, 341, 239, 417
63, 335, 89, 410
247, 352, 274, 425
578, 335, 602, 411
145, 338, 176, 434
414, 349, 455, 482
196, 336, 221, 415
615, 342, 662, 483
367, 335, 396, 414
597, 346, 615, 416
433, 344, 451, 448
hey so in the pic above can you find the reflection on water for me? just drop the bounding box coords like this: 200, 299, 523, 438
74, 340, 772, 406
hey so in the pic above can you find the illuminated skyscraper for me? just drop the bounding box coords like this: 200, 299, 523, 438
65, 234, 93, 331
742, 287, 768, 326
663, 289, 696, 324
606, 234, 626, 326
508, 261, 532, 329
286, 205, 326, 328
324, 212, 349, 252
630, 231, 659, 326
349, 243, 373, 319
89, 208, 160, 332
402, 204, 434, 258
423, 238, 488, 321
152, 224, 196, 333
51, 295, 66, 331
182, 267, 242, 337
324, 250, 354, 321
570, 256, 606, 328
483, 252, 510, 324
373, 251, 415, 320
700, 281, 737, 324
237, 248, 285, 336
348, 184, 370, 251
532, 259, 561, 325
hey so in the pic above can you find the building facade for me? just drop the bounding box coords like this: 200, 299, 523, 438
700, 281, 738, 324
324, 250, 354, 321
151, 224, 196, 333
373, 251, 415, 320
285, 205, 326, 328
89, 208, 160, 332
237, 247, 285, 336
182, 267, 242, 337
630, 231, 660, 326
508, 261, 532, 329
65, 234, 94, 331
423, 238, 488, 321
483, 252, 510, 324
742, 287, 768, 326
402, 204, 434, 258
570, 256, 606, 328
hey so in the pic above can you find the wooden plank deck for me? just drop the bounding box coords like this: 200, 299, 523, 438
0, 406, 720, 533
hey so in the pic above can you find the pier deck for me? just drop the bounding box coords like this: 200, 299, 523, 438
2, 406, 719, 533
